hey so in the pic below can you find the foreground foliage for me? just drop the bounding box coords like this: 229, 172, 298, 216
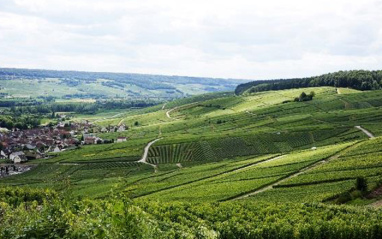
1, 187, 382, 239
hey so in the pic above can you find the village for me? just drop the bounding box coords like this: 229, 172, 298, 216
0, 119, 128, 168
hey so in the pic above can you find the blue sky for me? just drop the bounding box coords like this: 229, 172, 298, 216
0, 0, 381, 80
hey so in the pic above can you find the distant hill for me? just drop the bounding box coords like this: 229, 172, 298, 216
235, 70, 382, 95
0, 68, 246, 100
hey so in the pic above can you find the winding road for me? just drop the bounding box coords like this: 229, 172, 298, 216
165, 102, 201, 119
166, 107, 178, 119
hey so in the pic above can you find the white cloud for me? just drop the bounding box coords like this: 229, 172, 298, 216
0, 0, 381, 80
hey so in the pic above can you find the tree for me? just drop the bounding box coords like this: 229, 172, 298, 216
134, 121, 139, 126
295, 91, 315, 102
356, 177, 368, 192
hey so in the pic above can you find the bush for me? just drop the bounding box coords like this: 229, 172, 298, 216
336, 191, 352, 204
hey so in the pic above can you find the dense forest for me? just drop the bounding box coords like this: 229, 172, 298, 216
235, 70, 382, 95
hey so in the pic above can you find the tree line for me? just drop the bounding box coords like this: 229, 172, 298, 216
9, 100, 157, 115
235, 70, 382, 95
0, 115, 40, 129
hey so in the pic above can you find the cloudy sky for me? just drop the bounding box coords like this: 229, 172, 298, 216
0, 0, 381, 80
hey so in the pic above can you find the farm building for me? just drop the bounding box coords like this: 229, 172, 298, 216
117, 137, 127, 143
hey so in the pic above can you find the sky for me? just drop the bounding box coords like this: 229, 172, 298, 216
0, 0, 381, 80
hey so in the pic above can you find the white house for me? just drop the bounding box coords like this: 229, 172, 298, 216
53, 146, 61, 153
0, 150, 6, 159
9, 151, 27, 163
117, 125, 126, 132
117, 137, 127, 143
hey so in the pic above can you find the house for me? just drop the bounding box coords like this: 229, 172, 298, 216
25, 144, 36, 150
57, 122, 66, 128
0, 150, 6, 159
117, 125, 126, 132
53, 146, 61, 153
9, 151, 27, 163
84, 136, 97, 145
116, 137, 127, 143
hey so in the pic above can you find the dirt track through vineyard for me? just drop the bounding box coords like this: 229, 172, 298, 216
355, 126, 375, 138
231, 142, 362, 200
137, 138, 162, 171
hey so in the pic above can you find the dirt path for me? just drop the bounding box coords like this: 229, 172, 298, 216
158, 126, 162, 137
232, 143, 361, 200
337, 88, 341, 94
370, 200, 382, 208
166, 107, 178, 119
162, 103, 167, 110
165, 102, 201, 120
134, 155, 286, 198
355, 126, 375, 138
245, 110, 256, 116
93, 112, 125, 123
137, 138, 162, 171
367, 185, 382, 208
227, 155, 285, 175
117, 118, 125, 126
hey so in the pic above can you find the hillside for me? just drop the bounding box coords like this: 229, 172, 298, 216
0, 67, 244, 100
3, 87, 382, 197
235, 70, 382, 95
2, 86, 382, 238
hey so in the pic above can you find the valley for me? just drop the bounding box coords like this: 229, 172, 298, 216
2, 76, 382, 238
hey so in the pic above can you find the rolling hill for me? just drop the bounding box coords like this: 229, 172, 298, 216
0, 67, 245, 100
2, 84, 382, 238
